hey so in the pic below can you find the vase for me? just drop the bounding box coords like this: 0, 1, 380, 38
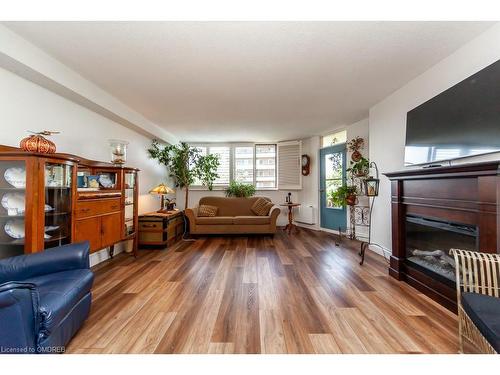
346, 194, 357, 206
20, 135, 56, 154
109, 139, 128, 165
351, 150, 362, 162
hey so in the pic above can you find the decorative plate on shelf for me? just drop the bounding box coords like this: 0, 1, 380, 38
98, 174, 114, 188
4, 219, 25, 239
4, 167, 26, 188
1, 193, 26, 216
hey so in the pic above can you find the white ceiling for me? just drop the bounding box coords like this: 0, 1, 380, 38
4, 21, 494, 142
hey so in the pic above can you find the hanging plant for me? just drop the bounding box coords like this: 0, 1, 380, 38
347, 157, 370, 178
347, 136, 365, 162
328, 185, 358, 207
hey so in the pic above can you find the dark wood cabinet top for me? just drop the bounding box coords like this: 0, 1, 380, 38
385, 160, 499, 180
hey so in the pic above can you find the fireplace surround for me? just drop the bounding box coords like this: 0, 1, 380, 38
385, 161, 499, 311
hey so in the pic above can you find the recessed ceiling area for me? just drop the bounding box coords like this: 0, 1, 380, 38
3, 21, 494, 142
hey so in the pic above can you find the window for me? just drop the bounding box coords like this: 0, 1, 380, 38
255, 144, 277, 189
189, 143, 277, 189
322, 130, 347, 148
234, 146, 254, 183
209, 146, 230, 185
189, 145, 230, 186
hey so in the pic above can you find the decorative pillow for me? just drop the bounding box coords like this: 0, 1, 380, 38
198, 204, 218, 217
251, 198, 274, 216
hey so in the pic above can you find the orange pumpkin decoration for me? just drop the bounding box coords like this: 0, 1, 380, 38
20, 134, 56, 154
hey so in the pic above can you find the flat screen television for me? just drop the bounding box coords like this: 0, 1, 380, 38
404, 59, 500, 166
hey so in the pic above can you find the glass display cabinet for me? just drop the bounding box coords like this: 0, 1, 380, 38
122, 169, 138, 257
43, 161, 74, 250
0, 150, 78, 259
0, 159, 31, 259
0, 144, 139, 261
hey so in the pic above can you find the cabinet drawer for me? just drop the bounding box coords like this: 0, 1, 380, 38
76, 198, 121, 218
139, 220, 163, 230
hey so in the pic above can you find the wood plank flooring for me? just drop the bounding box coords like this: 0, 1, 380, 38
66, 228, 459, 354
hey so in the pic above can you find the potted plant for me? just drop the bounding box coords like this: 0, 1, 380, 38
347, 157, 370, 178
225, 181, 256, 198
328, 185, 358, 207
347, 136, 364, 162
147, 140, 220, 209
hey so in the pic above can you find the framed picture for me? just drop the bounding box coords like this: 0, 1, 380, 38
77, 175, 87, 188
87, 175, 100, 189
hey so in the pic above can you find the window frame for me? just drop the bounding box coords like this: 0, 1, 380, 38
188, 142, 278, 191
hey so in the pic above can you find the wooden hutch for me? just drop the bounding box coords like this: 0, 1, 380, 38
0, 144, 139, 260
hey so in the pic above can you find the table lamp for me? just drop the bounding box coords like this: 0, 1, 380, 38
149, 183, 175, 212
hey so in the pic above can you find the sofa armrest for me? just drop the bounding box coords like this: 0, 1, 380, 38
0, 282, 39, 353
185, 208, 198, 230
0, 241, 90, 284
269, 206, 281, 231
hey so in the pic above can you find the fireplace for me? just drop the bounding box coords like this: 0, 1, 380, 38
405, 215, 477, 284
385, 161, 499, 311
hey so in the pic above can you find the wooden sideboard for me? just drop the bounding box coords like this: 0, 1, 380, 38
0, 144, 139, 260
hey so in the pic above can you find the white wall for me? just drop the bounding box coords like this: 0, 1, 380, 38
0, 66, 168, 265
369, 23, 500, 256
293, 118, 370, 233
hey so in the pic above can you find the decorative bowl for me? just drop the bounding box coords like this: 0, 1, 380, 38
4, 167, 26, 188
4, 219, 25, 239
1, 193, 25, 216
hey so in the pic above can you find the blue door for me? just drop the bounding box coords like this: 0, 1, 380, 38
320, 144, 347, 231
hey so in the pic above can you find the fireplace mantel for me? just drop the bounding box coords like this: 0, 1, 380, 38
385, 160, 499, 311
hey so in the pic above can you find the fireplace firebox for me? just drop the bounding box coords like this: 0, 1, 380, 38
406, 215, 477, 284
385, 161, 499, 311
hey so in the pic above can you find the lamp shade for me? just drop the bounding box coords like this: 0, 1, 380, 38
149, 183, 175, 195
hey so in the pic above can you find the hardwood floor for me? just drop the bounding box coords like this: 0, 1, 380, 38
66, 228, 459, 354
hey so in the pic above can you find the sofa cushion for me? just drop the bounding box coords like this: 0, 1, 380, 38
233, 216, 271, 225
198, 204, 218, 217
251, 198, 274, 216
195, 216, 234, 225
461, 292, 500, 352
25, 269, 94, 335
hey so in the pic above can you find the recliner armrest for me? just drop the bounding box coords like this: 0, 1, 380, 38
0, 282, 39, 353
0, 241, 91, 284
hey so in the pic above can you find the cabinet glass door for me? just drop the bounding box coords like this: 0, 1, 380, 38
44, 163, 73, 249
124, 172, 136, 237
0, 160, 27, 259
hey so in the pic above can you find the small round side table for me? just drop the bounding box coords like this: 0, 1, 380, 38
280, 203, 301, 234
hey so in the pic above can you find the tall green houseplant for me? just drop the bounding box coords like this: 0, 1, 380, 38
147, 140, 220, 209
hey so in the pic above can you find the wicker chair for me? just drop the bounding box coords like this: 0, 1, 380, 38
450, 249, 500, 354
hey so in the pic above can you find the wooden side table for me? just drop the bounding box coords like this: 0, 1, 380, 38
280, 203, 301, 234
138, 210, 184, 249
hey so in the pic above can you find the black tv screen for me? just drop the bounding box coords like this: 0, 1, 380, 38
404, 59, 500, 166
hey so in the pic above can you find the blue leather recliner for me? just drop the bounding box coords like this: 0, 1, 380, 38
0, 241, 93, 354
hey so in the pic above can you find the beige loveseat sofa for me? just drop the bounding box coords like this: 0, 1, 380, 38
185, 196, 281, 235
